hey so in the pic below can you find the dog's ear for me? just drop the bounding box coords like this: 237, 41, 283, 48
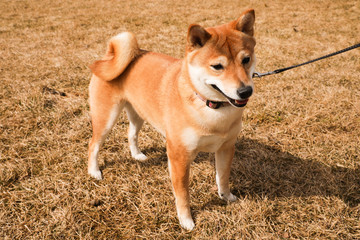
235, 9, 255, 36
187, 24, 211, 49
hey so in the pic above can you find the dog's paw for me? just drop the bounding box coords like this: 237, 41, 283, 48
132, 153, 148, 161
219, 192, 237, 202
179, 217, 195, 231
88, 169, 103, 180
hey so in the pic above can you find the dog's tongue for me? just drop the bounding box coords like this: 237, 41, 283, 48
235, 99, 248, 105
228, 98, 249, 108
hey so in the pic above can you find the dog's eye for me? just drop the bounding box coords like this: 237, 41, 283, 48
211, 64, 224, 71
242, 57, 251, 65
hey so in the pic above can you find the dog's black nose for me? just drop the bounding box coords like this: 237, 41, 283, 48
237, 86, 253, 99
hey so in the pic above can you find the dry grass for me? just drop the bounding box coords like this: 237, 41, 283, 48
1, 0, 359, 239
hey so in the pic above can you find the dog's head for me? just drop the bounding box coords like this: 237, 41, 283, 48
186, 9, 256, 108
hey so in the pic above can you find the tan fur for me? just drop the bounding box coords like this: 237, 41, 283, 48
90, 32, 140, 81
88, 9, 256, 230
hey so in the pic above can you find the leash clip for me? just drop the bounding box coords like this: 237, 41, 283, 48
252, 71, 275, 78
252, 72, 261, 78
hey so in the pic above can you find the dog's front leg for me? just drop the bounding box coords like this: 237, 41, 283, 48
215, 144, 237, 202
167, 140, 195, 231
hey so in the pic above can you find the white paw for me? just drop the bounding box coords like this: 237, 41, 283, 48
88, 168, 103, 180
132, 153, 147, 161
179, 217, 195, 231
219, 192, 237, 202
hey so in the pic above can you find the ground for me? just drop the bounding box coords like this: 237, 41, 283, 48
0, 0, 359, 239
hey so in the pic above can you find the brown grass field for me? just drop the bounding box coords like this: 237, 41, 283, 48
1, 0, 359, 239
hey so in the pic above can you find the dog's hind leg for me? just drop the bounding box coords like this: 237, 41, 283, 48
125, 104, 147, 161
88, 97, 124, 180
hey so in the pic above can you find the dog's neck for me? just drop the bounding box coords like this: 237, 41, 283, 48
194, 92, 229, 109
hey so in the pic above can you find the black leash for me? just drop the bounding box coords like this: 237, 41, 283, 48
252, 42, 360, 78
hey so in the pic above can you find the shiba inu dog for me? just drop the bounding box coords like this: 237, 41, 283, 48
88, 9, 256, 230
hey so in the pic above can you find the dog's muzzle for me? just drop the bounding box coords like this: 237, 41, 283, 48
211, 84, 253, 108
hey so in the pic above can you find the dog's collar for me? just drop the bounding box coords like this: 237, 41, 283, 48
195, 92, 229, 109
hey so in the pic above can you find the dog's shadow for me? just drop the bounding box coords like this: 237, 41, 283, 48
228, 137, 360, 207
106, 137, 359, 207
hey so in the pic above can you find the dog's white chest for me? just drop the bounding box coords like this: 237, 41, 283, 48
181, 127, 238, 153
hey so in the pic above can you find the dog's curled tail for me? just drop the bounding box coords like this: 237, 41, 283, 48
90, 32, 140, 81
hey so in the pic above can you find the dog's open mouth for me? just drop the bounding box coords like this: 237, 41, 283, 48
211, 85, 249, 108
228, 98, 249, 107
